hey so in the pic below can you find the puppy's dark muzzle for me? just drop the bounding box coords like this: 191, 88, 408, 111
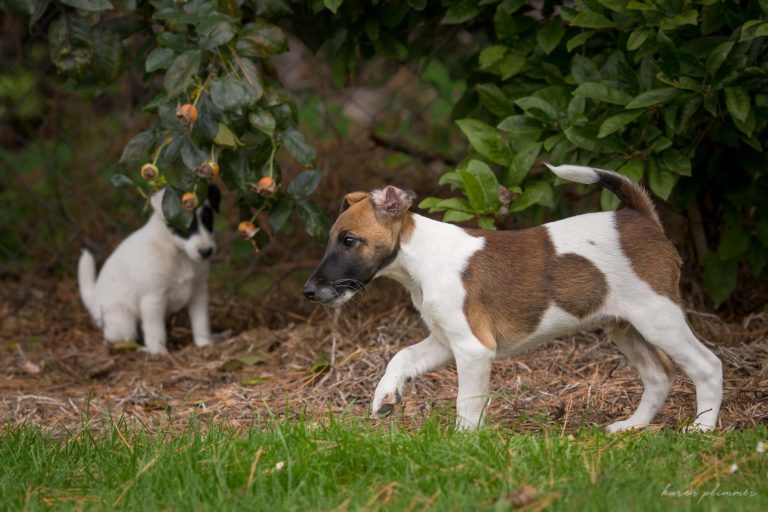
303, 282, 317, 300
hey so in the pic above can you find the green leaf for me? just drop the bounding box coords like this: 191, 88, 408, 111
323, 0, 343, 14
442, 0, 481, 24
119, 131, 155, 164
510, 180, 553, 212
146, 48, 175, 73
48, 14, 93, 79
476, 84, 516, 117
287, 169, 322, 198
719, 227, 750, 260
571, 11, 615, 29
598, 110, 643, 138
91, 29, 124, 82
600, 188, 621, 211
536, 19, 565, 55
478, 217, 496, 230
513, 96, 557, 122
704, 41, 734, 75
573, 82, 632, 105
435, 198, 473, 212
59, 0, 112, 11
703, 253, 737, 307
110, 174, 134, 188
200, 21, 235, 49
458, 159, 501, 213
625, 88, 680, 109
418, 197, 441, 210
268, 198, 292, 233
497, 115, 544, 135
443, 210, 475, 223
249, 110, 276, 136
660, 9, 697, 29
566, 31, 595, 52
627, 27, 653, 51
724, 87, 750, 123
660, 149, 691, 176
567, 96, 586, 120
438, 171, 462, 189
211, 75, 255, 113
283, 129, 317, 166
647, 158, 676, 199
508, 141, 542, 186
479, 45, 507, 69
563, 126, 621, 153
297, 200, 329, 242
619, 159, 644, 181
740, 20, 768, 41
497, 50, 526, 79
213, 123, 241, 148
236, 58, 265, 101
456, 119, 512, 166
236, 20, 288, 58
164, 50, 201, 99
732, 107, 756, 137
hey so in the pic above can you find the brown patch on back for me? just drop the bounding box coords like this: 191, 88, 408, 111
615, 209, 681, 303
553, 254, 608, 317
462, 228, 608, 351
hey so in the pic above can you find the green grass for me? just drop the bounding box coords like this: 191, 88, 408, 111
2, 415, 766, 511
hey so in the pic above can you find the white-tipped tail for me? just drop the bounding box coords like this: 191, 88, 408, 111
546, 162, 661, 227
545, 163, 600, 185
78, 250, 98, 321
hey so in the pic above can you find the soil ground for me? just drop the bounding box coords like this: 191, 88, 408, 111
1, 268, 766, 434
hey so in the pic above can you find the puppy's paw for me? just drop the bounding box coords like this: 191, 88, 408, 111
139, 344, 168, 356
606, 420, 647, 434
193, 337, 213, 348
372, 389, 401, 419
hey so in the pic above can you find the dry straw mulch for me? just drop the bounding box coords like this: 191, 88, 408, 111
1, 274, 766, 434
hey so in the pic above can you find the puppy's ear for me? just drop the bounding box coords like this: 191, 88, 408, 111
371, 186, 416, 218
207, 185, 221, 213
338, 191, 368, 216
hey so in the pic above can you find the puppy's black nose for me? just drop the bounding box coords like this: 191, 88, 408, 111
198, 247, 213, 259
303, 283, 316, 300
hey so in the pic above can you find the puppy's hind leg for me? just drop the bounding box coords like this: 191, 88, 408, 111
607, 323, 674, 433
102, 309, 138, 345
627, 300, 722, 431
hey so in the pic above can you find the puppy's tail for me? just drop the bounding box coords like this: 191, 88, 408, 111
545, 163, 661, 228
77, 249, 98, 322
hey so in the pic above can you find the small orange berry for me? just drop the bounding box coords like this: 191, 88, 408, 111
238, 220, 258, 239
196, 160, 219, 179
140, 163, 159, 181
181, 192, 198, 211
254, 176, 277, 197
176, 103, 198, 126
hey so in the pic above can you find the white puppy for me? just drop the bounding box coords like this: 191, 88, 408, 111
78, 186, 220, 354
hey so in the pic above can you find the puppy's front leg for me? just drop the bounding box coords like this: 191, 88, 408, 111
454, 344, 494, 431
372, 335, 453, 418
188, 280, 212, 348
139, 295, 168, 355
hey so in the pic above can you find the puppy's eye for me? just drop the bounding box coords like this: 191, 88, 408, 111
343, 236, 357, 248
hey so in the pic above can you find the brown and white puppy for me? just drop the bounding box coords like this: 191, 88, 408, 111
303, 164, 723, 432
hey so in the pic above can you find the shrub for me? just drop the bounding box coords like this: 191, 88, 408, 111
4, 0, 767, 306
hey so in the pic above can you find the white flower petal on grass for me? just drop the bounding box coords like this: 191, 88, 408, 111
729, 463, 738, 473
757, 441, 766, 454
274, 461, 285, 471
